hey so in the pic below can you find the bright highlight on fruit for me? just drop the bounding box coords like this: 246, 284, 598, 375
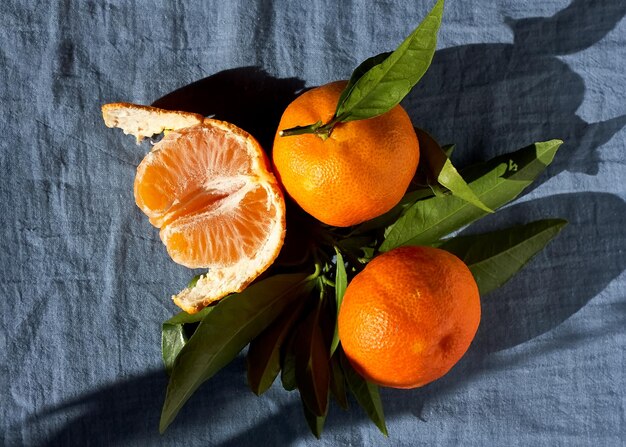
338, 246, 481, 389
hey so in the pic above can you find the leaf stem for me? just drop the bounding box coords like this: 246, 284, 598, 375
280, 115, 344, 140
279, 120, 323, 137
320, 276, 336, 288
307, 262, 323, 282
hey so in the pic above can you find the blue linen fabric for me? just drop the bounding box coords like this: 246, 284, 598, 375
1, 0, 625, 445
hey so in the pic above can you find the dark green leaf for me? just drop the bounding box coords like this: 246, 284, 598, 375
318, 285, 337, 353
280, 332, 298, 391
164, 305, 213, 326
380, 140, 563, 251
335, 0, 444, 121
329, 354, 349, 410
162, 324, 187, 376
340, 351, 388, 436
415, 128, 492, 213
336, 52, 392, 112
352, 187, 433, 235
442, 143, 455, 158
159, 273, 314, 433
161, 306, 214, 375
330, 248, 347, 355
336, 235, 372, 256
335, 236, 376, 265
295, 300, 330, 417
440, 219, 568, 295
302, 395, 327, 439
246, 299, 306, 395
186, 274, 202, 289
429, 182, 446, 198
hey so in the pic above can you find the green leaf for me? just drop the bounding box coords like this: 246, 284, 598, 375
336, 52, 392, 111
246, 299, 306, 395
340, 350, 388, 436
162, 324, 187, 376
161, 306, 214, 375
335, 0, 444, 122
159, 273, 314, 433
330, 248, 348, 356
351, 187, 433, 235
415, 128, 492, 213
380, 140, 563, 251
295, 299, 330, 417
280, 332, 298, 391
186, 274, 202, 289
441, 144, 456, 158
164, 305, 213, 326
301, 395, 327, 439
329, 354, 349, 410
442, 143, 456, 158
440, 219, 568, 295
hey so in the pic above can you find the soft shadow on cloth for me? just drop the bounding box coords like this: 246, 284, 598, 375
16, 166, 626, 442
14, 191, 626, 447
151, 66, 307, 152
16, 0, 626, 445
404, 0, 626, 180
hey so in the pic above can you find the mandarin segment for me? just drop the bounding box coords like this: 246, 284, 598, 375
272, 80, 420, 227
338, 246, 481, 389
161, 183, 280, 267
131, 119, 286, 313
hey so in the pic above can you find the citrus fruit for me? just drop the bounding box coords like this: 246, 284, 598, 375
272, 80, 420, 227
338, 246, 480, 389
129, 115, 285, 313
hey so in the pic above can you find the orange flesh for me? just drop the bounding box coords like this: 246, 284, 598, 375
162, 185, 278, 266
134, 122, 283, 269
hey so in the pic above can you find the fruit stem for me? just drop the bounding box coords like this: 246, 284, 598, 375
320, 276, 336, 288
307, 246, 327, 281
279, 120, 323, 137
280, 116, 343, 141
307, 262, 323, 281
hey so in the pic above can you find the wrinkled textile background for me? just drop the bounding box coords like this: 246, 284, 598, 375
1, 0, 625, 445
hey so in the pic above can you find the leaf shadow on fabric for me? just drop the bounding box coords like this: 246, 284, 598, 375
403, 0, 626, 181
459, 191, 626, 354
151, 66, 306, 152
383, 191, 626, 420
19, 189, 625, 445
213, 191, 626, 445
14, 357, 305, 446
17, 1, 626, 444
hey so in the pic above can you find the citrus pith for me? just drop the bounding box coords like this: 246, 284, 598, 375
133, 119, 286, 313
